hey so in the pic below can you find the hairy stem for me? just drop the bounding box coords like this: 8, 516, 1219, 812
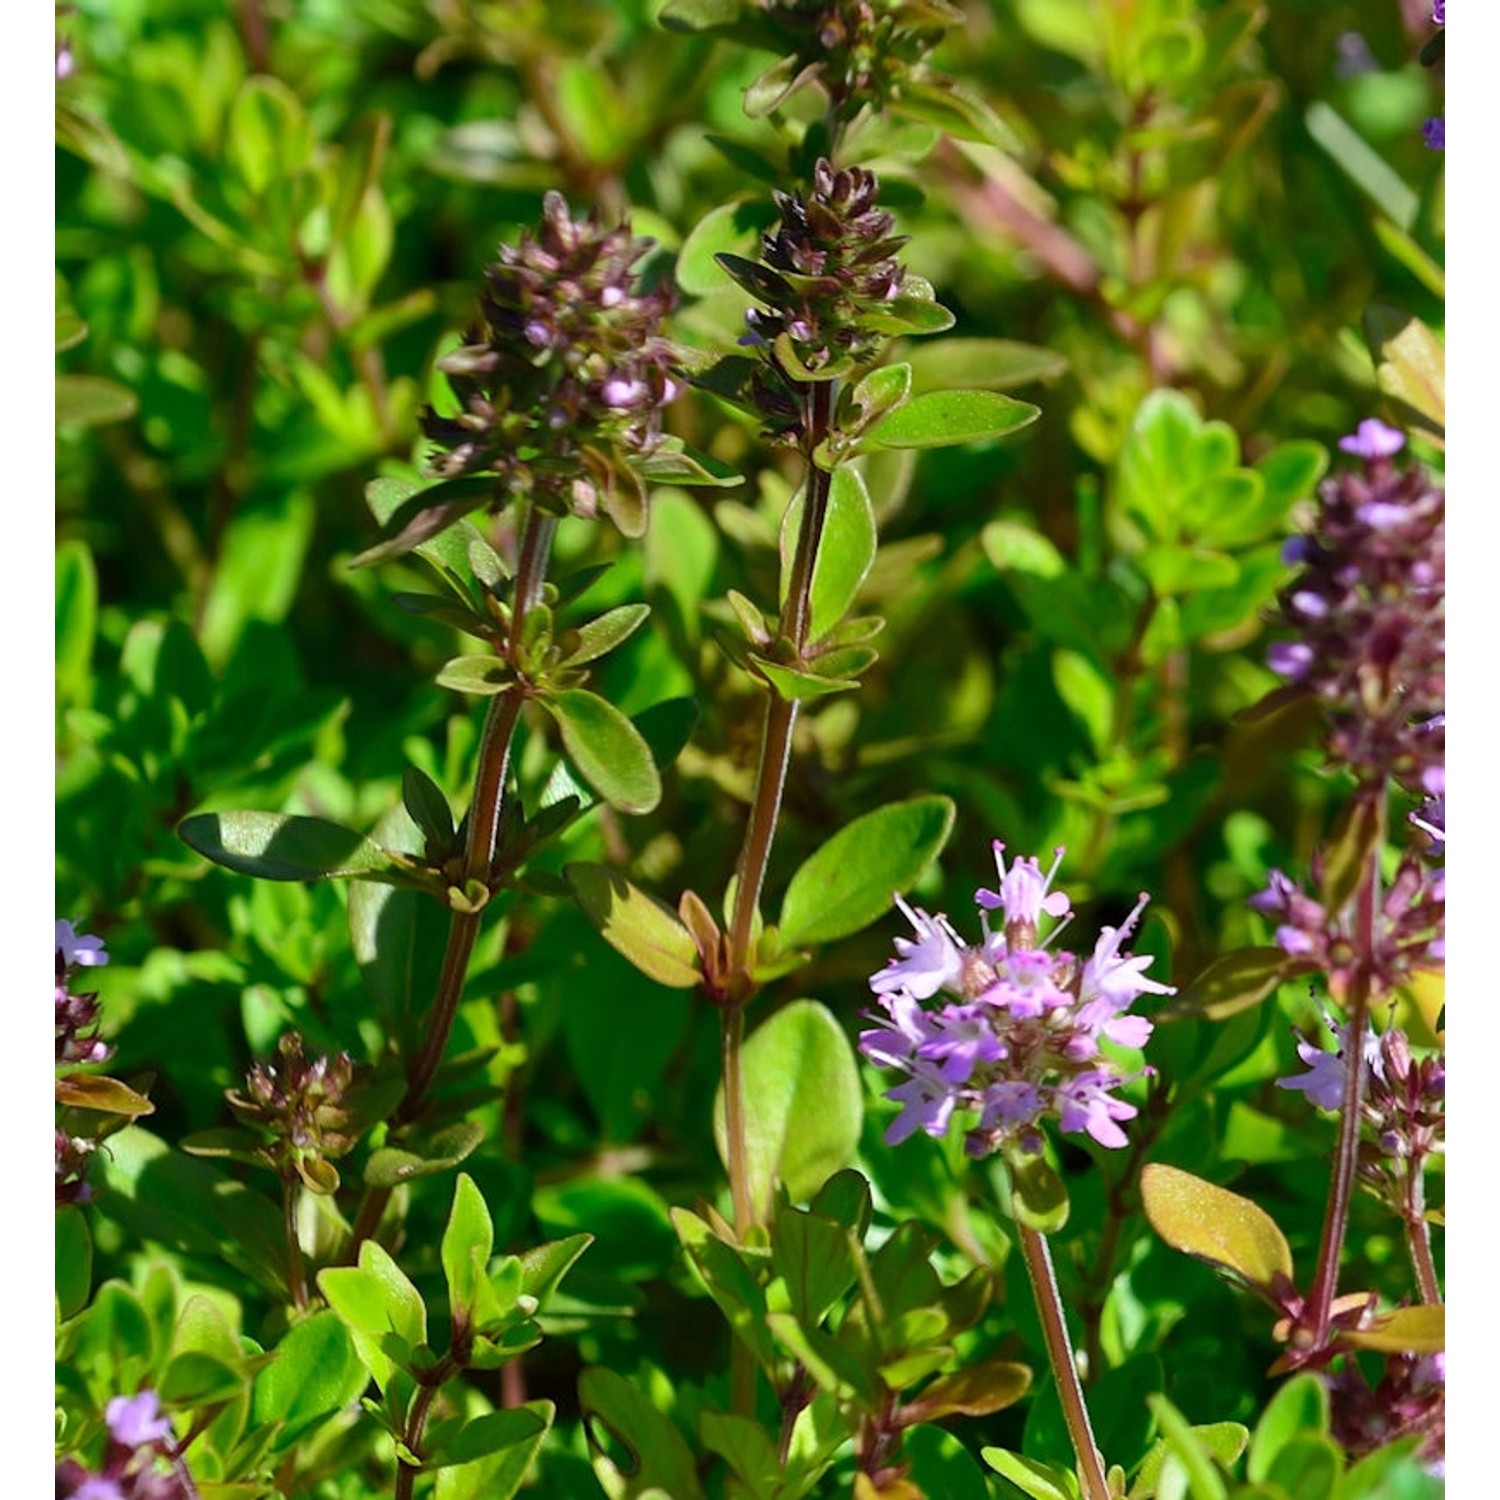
1015, 1220, 1110, 1500
399, 507, 556, 1120
719, 377, 839, 1233
1404, 1158, 1442, 1305
348, 506, 557, 1258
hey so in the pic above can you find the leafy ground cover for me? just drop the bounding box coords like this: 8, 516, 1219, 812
55, 2, 1444, 1496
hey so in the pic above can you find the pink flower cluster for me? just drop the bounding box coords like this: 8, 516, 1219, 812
860, 842, 1171, 1155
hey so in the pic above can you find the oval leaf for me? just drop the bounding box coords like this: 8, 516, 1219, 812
712, 999, 863, 1219
364, 1120, 486, 1189
566, 863, 702, 988
1141, 1163, 1293, 1296
1338, 1304, 1444, 1356
541, 689, 662, 815
1162, 947, 1291, 1022
779, 466, 878, 642
779, 795, 955, 948
863, 390, 1038, 450
179, 811, 395, 882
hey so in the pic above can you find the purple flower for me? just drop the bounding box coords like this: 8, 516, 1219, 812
57, 919, 109, 968
861, 839, 1168, 1154
1277, 1009, 1383, 1112
1433, 1, 1444, 24
105, 1392, 173, 1448
869, 896, 964, 1000
1422, 117, 1445, 150
1338, 419, 1405, 461
1054, 1070, 1139, 1148
975, 842, 1071, 933
884, 1067, 957, 1144
917, 1003, 1006, 1082
1079, 893, 1175, 1011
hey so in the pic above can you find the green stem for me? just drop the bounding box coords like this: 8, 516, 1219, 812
283, 1176, 308, 1311
1015, 1220, 1111, 1500
1304, 820, 1384, 1343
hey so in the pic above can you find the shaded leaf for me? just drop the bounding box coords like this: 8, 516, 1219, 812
364, 1121, 486, 1189
900, 1359, 1033, 1423
566, 863, 702, 988
541, 689, 662, 814
179, 811, 397, 882
579, 1367, 707, 1500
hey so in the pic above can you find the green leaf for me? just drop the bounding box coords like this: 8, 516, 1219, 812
645, 491, 719, 651
699, 1412, 783, 1500
1145, 1395, 1230, 1500
779, 466, 878, 641
1140, 1164, 1293, 1297
566, 863, 702, 988
980, 1447, 1079, 1500
863, 389, 1038, 450
1247, 1375, 1329, 1483
403, 766, 455, 849
713, 999, 863, 1219
579, 1367, 707, 1500
541, 689, 662, 814
895, 77, 1022, 151
251, 1312, 368, 1449
1132, 1422, 1248, 1499
672, 1207, 777, 1370
1305, 101, 1419, 233
559, 604, 651, 667
1139, 545, 1240, 597
753, 655, 861, 700
352, 475, 498, 568
518, 1233, 593, 1306
1265, 1435, 1344, 1499
442, 1174, 495, 1323
56, 373, 139, 428
778, 795, 955, 948
1161, 947, 1291, 1022
226, 76, 309, 196
905, 337, 1067, 394
364, 1121, 486, 1189
56, 539, 98, 710
744, 51, 818, 118
435, 655, 514, 697
770, 1202, 858, 1327
860, 295, 959, 336
676, 200, 769, 297
179, 811, 397, 883
1364, 306, 1445, 443
93, 1127, 287, 1299
435, 1403, 553, 1498
56, 1206, 92, 1321
1005, 1144, 1071, 1234
318, 1241, 427, 1391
